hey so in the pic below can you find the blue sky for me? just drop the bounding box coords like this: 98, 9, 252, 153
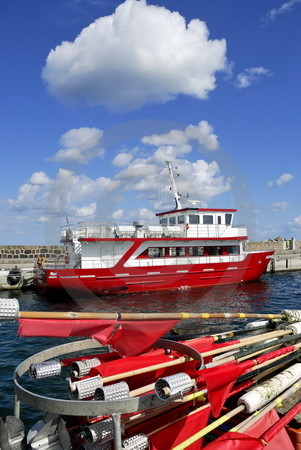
1, 0, 300, 245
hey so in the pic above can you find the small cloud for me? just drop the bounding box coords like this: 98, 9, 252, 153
142, 120, 219, 154
235, 67, 273, 89
112, 153, 133, 167
72, 202, 97, 217
110, 209, 124, 220
265, 0, 301, 22
48, 127, 104, 164
292, 215, 301, 226
29, 171, 51, 185
267, 201, 289, 212
268, 173, 294, 187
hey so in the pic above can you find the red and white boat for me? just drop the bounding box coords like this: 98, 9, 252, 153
34, 162, 273, 295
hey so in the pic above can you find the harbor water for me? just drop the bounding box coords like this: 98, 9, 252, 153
0, 271, 301, 430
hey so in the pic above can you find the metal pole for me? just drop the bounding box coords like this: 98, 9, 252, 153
14, 394, 20, 418
112, 413, 122, 450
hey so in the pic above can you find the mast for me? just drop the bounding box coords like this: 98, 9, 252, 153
166, 161, 182, 210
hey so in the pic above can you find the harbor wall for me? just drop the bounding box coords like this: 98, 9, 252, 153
245, 239, 301, 273
0, 245, 65, 268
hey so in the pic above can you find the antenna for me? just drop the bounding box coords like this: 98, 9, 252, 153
187, 199, 200, 207
166, 161, 182, 210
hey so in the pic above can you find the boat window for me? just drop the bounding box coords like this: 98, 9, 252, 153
169, 247, 185, 257
160, 218, 168, 225
203, 215, 213, 225
207, 246, 219, 255
189, 215, 200, 224
169, 217, 176, 225
177, 215, 185, 224
218, 216, 222, 225
148, 247, 165, 258
227, 245, 239, 254
225, 214, 232, 225
188, 246, 204, 256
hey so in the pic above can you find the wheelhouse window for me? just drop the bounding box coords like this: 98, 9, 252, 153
188, 246, 204, 256
148, 247, 165, 258
169, 247, 186, 257
160, 218, 168, 225
177, 215, 185, 224
169, 217, 176, 225
189, 215, 200, 224
227, 245, 239, 254
218, 216, 222, 225
225, 214, 232, 225
203, 215, 213, 225
207, 246, 219, 255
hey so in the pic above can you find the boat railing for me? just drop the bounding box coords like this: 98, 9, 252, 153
60, 222, 248, 240
80, 253, 246, 269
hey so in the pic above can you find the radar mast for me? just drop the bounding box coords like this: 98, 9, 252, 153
166, 161, 182, 210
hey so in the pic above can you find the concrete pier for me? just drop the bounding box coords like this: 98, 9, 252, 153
245, 238, 301, 273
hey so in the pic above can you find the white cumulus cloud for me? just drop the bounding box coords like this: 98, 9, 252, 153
268, 173, 294, 187
29, 171, 51, 185
8, 168, 120, 223
266, 0, 301, 21
48, 127, 104, 164
235, 67, 273, 88
142, 121, 219, 154
42, 0, 227, 111
112, 152, 133, 167
267, 201, 289, 212
110, 209, 124, 220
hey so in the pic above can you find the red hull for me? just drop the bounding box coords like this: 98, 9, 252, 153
34, 251, 273, 296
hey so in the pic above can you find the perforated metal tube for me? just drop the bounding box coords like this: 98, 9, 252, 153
95, 382, 129, 402
29, 359, 62, 380
122, 433, 149, 449
69, 375, 103, 400
155, 372, 194, 400
0, 298, 19, 320
71, 358, 101, 378
83, 418, 114, 444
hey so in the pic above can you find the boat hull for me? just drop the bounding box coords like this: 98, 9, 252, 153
34, 251, 274, 296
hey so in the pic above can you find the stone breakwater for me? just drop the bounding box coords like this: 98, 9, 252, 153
0, 245, 65, 268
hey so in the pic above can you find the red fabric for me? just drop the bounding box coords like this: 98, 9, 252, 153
246, 409, 294, 450
262, 403, 301, 444
198, 360, 254, 417
203, 431, 263, 449
205, 409, 294, 450
18, 318, 179, 356
107, 320, 179, 356
253, 344, 295, 365
150, 405, 211, 449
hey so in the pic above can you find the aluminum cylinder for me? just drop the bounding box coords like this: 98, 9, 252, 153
29, 359, 61, 380
83, 418, 114, 444
69, 375, 103, 400
94, 382, 129, 402
0, 298, 19, 320
155, 372, 193, 400
122, 433, 149, 449
71, 358, 101, 378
